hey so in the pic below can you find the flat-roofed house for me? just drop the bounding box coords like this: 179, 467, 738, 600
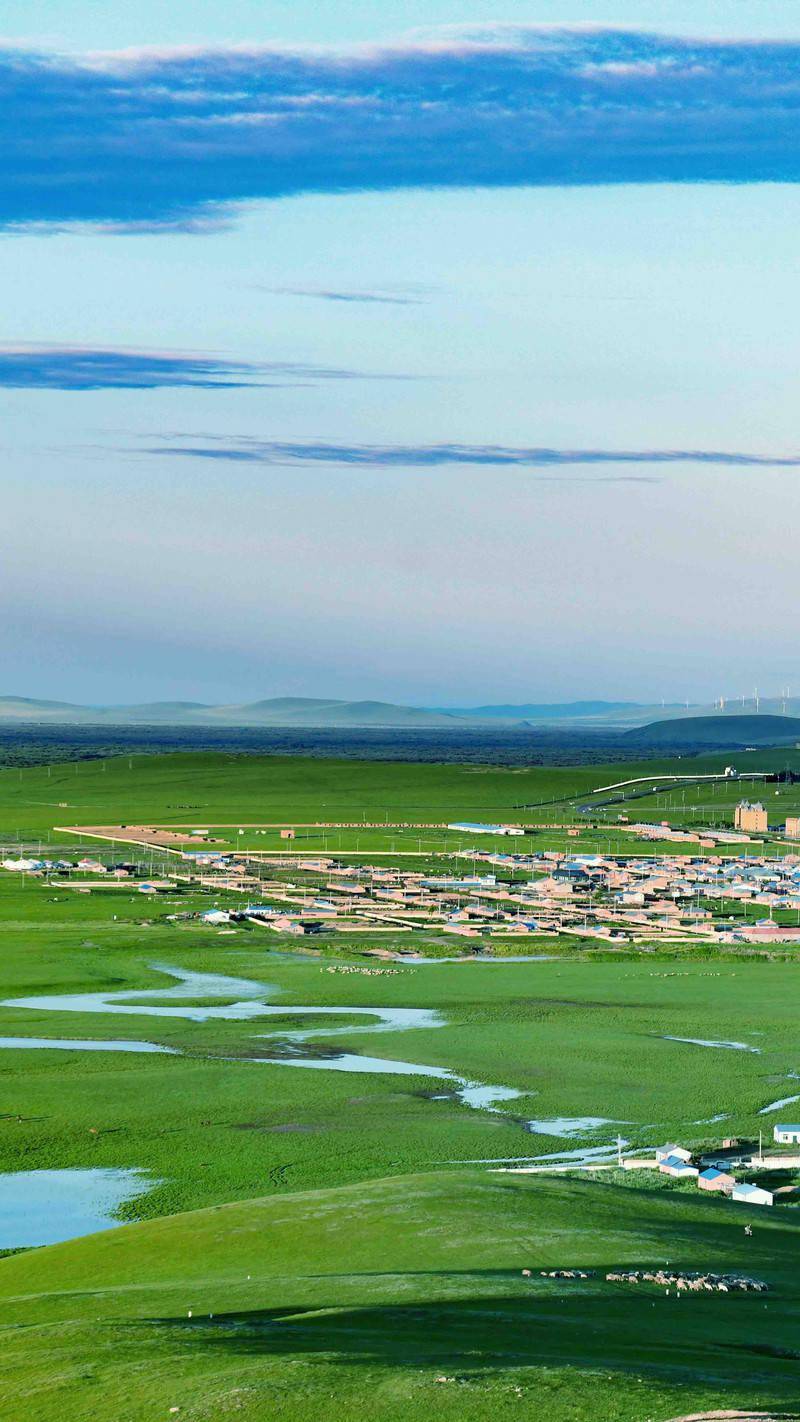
655, 1143, 692, 1164
774, 1123, 800, 1145
659, 1155, 699, 1178
731, 1182, 773, 1206
698, 1167, 735, 1194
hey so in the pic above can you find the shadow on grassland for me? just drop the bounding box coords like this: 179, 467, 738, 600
141, 1290, 800, 1397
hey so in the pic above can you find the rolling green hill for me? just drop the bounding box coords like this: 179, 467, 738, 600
627, 713, 800, 747
1, 743, 800, 845
3, 746, 800, 1422
1, 1168, 798, 1422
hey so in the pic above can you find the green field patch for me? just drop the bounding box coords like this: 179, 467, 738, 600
1, 1171, 799, 1422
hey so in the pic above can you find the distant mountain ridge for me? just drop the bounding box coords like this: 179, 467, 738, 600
0, 694, 660, 729
0, 696, 457, 728
3, 694, 800, 732
432, 700, 643, 720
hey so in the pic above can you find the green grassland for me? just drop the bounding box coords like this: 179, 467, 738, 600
2, 1169, 800, 1422
2, 750, 800, 1420
2, 745, 800, 851
4, 899, 800, 1206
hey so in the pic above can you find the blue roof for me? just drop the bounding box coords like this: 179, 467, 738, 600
699, 1167, 727, 1180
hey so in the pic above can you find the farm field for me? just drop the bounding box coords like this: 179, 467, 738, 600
2, 750, 800, 1420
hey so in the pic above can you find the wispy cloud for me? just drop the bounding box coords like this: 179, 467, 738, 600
0, 346, 407, 390
266, 286, 428, 306
6, 26, 800, 230
142, 436, 800, 470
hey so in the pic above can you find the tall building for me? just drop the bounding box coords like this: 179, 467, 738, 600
785, 816, 800, 840
734, 800, 768, 833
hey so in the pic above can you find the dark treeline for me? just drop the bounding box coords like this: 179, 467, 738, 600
0, 721, 758, 769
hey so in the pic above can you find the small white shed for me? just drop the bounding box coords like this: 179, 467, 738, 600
655, 1143, 692, 1164
659, 1156, 699, 1179
731, 1182, 773, 1207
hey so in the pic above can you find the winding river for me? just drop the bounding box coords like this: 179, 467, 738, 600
0, 965, 632, 1143
0, 965, 522, 1114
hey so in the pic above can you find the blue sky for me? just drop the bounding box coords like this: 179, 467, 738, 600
3, 1, 800, 706
8, 0, 800, 48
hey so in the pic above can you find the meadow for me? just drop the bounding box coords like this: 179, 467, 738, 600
4, 1169, 800, 1422
3, 745, 800, 855
1, 749, 800, 1420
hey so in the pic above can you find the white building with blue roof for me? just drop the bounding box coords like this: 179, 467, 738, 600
731, 1181, 773, 1206
774, 1123, 800, 1144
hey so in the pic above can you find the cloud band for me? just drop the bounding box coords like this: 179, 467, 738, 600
0, 347, 403, 390
5, 27, 800, 230
143, 436, 800, 470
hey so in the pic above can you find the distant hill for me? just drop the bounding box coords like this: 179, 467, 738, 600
0, 693, 642, 728
0, 696, 94, 719
435, 700, 644, 721
0, 694, 643, 729
201, 699, 457, 727
625, 714, 800, 747
0, 695, 457, 729
4, 695, 800, 735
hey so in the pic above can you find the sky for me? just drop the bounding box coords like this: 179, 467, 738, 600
3, 1, 800, 707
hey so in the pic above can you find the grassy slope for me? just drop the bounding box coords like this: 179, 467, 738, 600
3, 750, 800, 1421
2, 748, 800, 871
1, 1169, 799, 1422
0, 750, 592, 838
2, 746, 800, 839
2, 870, 800, 1215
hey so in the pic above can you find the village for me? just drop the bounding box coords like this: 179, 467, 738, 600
501, 1127, 800, 1209
623, 1127, 800, 1207
5, 795, 800, 950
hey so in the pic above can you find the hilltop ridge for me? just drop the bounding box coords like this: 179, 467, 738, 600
4, 694, 800, 732
625, 713, 800, 747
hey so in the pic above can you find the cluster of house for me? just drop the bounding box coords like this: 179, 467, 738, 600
621, 823, 753, 848
641, 1126, 800, 1206
200, 904, 330, 935
734, 800, 800, 838
2, 855, 137, 877
8, 828, 800, 948
460, 847, 800, 944
179, 851, 232, 870
0, 854, 185, 900
142, 841, 800, 945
